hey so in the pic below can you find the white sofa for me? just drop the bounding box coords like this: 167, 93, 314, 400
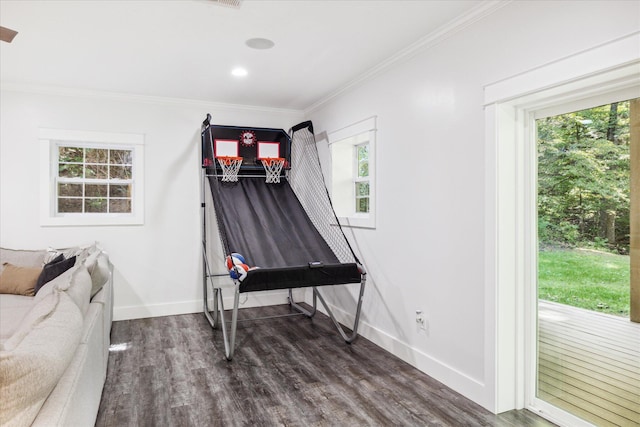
0, 245, 113, 427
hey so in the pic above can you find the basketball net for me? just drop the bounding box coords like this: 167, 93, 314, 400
261, 158, 285, 184
217, 157, 243, 182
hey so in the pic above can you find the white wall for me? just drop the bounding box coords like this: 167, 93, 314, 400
0, 88, 303, 320
306, 0, 640, 412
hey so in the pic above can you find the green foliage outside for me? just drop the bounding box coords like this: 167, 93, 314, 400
538, 249, 630, 317
537, 101, 630, 253
537, 101, 631, 316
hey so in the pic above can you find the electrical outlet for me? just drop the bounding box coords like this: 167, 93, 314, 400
415, 310, 429, 335
415, 310, 426, 330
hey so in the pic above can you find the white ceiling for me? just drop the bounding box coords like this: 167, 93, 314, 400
0, 0, 485, 111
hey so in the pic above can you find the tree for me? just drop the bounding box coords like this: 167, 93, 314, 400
607, 102, 618, 143
537, 101, 630, 253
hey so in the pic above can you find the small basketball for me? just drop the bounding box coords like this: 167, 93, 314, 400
229, 268, 241, 280
229, 263, 249, 281
225, 253, 246, 270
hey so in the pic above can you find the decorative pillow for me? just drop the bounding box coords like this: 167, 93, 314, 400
0, 292, 83, 427
0, 263, 42, 296
34, 255, 76, 295
43, 242, 97, 265
0, 248, 47, 272
46, 253, 64, 265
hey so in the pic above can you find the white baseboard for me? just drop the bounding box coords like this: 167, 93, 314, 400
113, 289, 305, 321
312, 295, 492, 411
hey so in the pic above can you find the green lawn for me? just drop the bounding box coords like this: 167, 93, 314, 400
538, 249, 631, 317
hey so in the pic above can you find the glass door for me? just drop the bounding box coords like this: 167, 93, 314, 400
535, 99, 640, 426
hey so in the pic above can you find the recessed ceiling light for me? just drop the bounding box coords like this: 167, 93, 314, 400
231, 67, 248, 77
246, 38, 275, 50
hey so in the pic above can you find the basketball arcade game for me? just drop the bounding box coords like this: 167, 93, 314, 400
200, 114, 366, 360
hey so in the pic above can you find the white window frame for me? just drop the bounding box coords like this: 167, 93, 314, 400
328, 116, 376, 229
39, 128, 145, 226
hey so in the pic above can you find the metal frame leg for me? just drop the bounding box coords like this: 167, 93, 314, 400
202, 275, 240, 360
202, 252, 219, 329
288, 288, 317, 317
203, 287, 219, 329
216, 285, 240, 361
314, 275, 366, 343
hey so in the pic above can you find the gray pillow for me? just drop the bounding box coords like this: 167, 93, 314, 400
34, 255, 76, 295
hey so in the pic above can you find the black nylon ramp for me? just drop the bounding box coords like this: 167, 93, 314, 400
208, 177, 361, 292
209, 177, 338, 267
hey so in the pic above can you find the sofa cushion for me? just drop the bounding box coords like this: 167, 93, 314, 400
0, 295, 34, 343
0, 263, 42, 296
34, 255, 76, 295
2, 288, 60, 351
61, 265, 92, 317
0, 292, 83, 427
34, 264, 92, 317
85, 251, 110, 297
0, 248, 46, 271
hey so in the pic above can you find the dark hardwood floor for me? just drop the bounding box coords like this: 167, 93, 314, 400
96, 304, 555, 427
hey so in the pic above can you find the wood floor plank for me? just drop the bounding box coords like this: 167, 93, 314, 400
538, 344, 639, 382
537, 387, 620, 427
538, 371, 639, 422
97, 305, 556, 426
538, 301, 640, 427
538, 357, 640, 403
539, 324, 640, 364
540, 302, 640, 343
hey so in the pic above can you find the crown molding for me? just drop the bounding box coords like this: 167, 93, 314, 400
304, 0, 511, 115
0, 81, 304, 116
484, 30, 640, 105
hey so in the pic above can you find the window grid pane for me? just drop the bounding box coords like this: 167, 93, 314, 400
58, 198, 83, 213
356, 144, 369, 178
355, 181, 369, 196
56, 144, 133, 215
355, 197, 370, 213
86, 148, 108, 163
85, 198, 108, 213
355, 181, 370, 213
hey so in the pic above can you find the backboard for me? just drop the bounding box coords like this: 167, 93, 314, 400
202, 124, 291, 176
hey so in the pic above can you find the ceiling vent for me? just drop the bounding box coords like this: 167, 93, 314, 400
209, 0, 242, 9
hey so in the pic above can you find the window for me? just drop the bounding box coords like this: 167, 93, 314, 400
57, 146, 133, 214
329, 117, 376, 228
40, 129, 144, 226
354, 144, 370, 213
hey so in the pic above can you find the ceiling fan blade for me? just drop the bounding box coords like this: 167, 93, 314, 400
0, 26, 18, 43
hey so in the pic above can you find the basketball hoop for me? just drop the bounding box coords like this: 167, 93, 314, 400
217, 156, 243, 182
260, 158, 285, 183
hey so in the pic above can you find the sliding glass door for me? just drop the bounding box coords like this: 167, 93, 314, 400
535, 99, 639, 426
